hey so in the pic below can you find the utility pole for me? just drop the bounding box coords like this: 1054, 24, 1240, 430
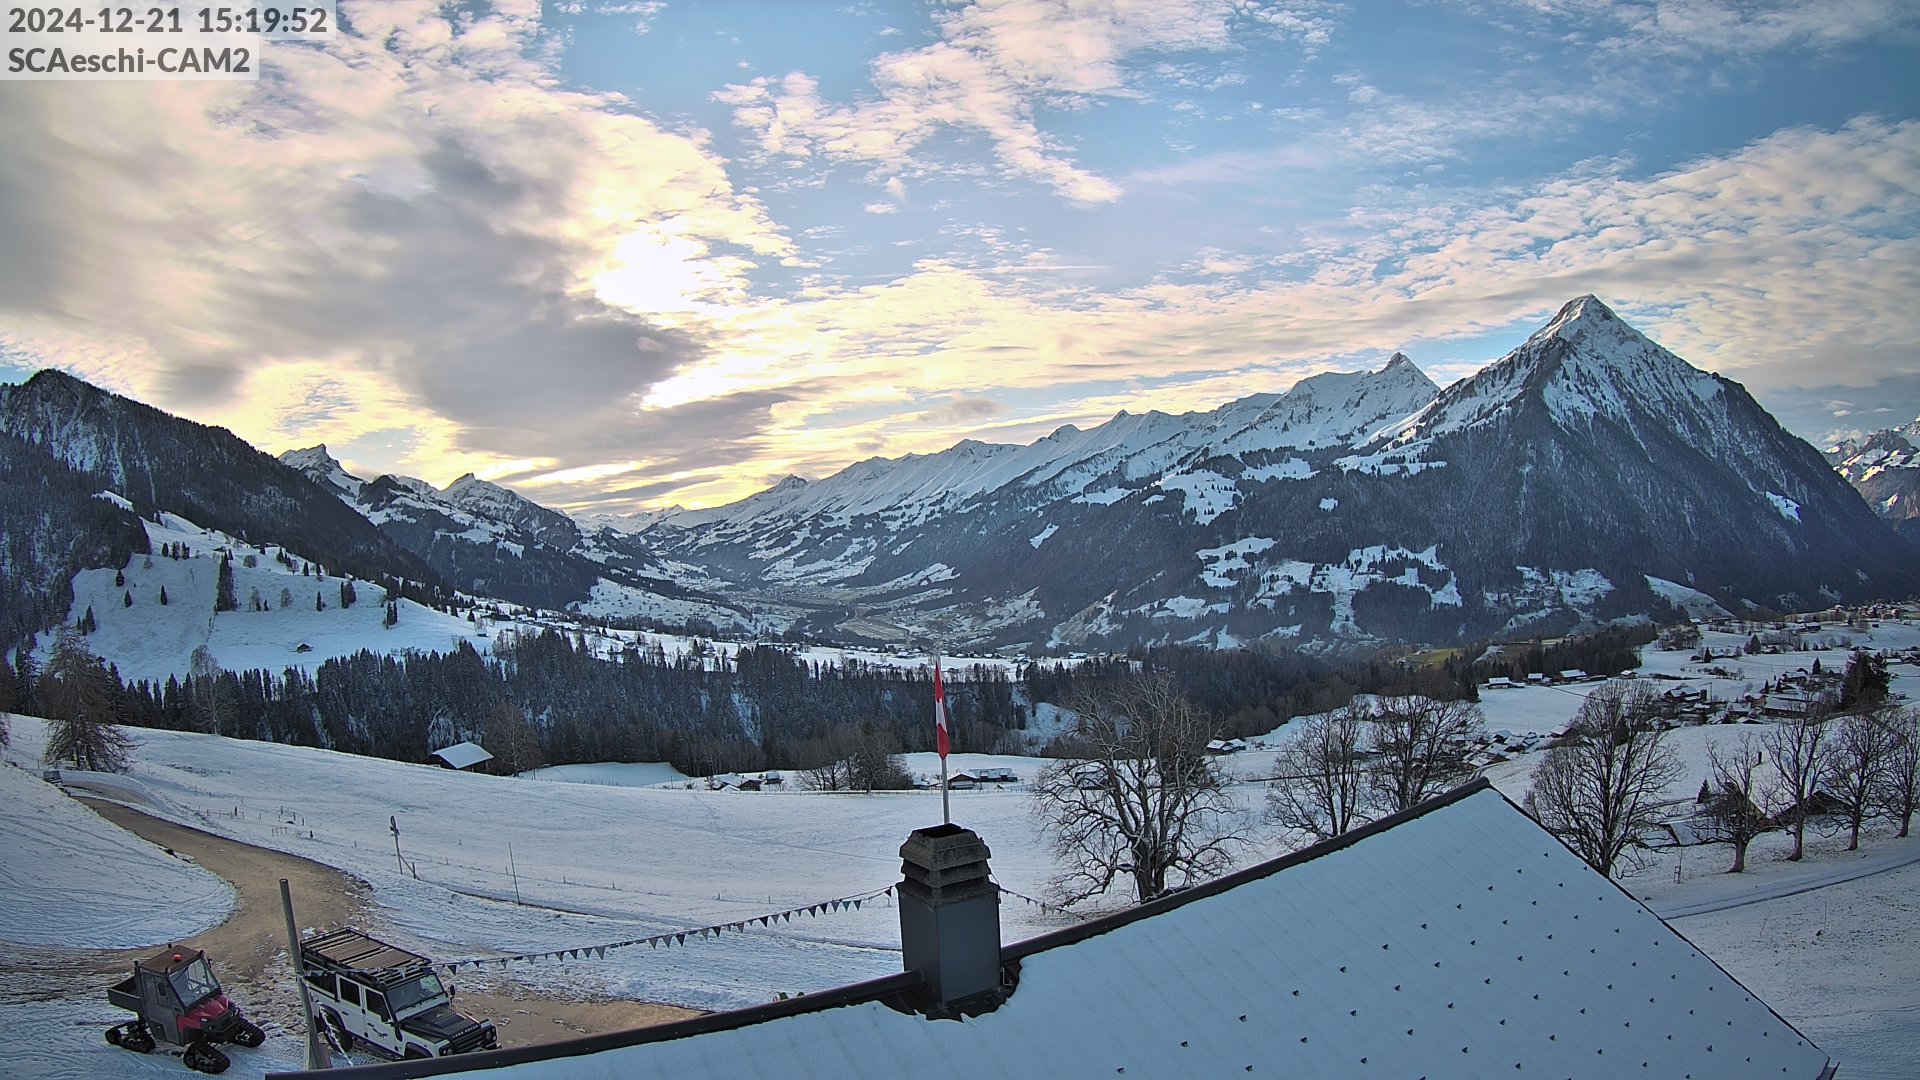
281, 879, 331, 1070
390, 815, 403, 874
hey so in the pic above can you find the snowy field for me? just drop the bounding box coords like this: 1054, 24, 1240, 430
3, 622, 1919, 1077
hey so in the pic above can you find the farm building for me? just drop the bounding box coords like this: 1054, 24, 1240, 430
428, 742, 493, 772
271, 780, 1833, 1080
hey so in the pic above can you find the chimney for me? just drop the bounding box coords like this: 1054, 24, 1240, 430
897, 823, 1004, 1016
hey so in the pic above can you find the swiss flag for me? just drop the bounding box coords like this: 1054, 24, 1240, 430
933, 657, 951, 759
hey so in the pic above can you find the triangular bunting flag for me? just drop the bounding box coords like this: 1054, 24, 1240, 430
596, 946, 606, 959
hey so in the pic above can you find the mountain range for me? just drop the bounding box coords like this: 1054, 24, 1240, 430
1827, 419, 1920, 541
4, 296, 1915, 658
628, 296, 1917, 649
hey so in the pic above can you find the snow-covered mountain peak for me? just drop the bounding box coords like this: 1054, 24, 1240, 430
281, 444, 340, 472
1536, 294, 1619, 342
1828, 416, 1920, 524
438, 472, 580, 549
278, 445, 363, 499
1385, 296, 1724, 449
441, 472, 513, 505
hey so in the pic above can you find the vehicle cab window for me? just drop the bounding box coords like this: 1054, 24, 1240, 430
339, 981, 360, 1007
366, 990, 390, 1021
169, 958, 220, 1008
387, 972, 445, 1014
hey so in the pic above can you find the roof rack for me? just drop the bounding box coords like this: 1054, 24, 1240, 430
301, 928, 434, 987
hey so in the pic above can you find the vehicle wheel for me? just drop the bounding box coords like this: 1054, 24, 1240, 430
231, 1018, 266, 1048
184, 1040, 231, 1074
403, 1045, 431, 1059
107, 1022, 155, 1054
320, 1008, 353, 1052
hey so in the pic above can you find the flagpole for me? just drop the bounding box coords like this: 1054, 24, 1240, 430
935, 651, 951, 826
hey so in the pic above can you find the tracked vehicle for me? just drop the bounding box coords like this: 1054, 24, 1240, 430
301, 927, 498, 1059
105, 946, 265, 1074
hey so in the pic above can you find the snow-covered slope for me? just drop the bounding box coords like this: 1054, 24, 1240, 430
53, 510, 487, 685
0, 752, 233, 947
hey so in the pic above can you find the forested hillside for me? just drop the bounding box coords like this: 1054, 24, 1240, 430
0, 431, 149, 648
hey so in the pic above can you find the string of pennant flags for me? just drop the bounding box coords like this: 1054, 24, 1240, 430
300, 881, 1085, 980
991, 880, 1086, 920
433, 883, 899, 976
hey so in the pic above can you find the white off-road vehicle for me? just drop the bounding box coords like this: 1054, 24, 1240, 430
300, 928, 498, 1060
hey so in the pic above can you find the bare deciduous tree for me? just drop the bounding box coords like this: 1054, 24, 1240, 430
798, 727, 859, 791
39, 627, 134, 774
1875, 706, 1920, 838
485, 702, 546, 776
1264, 702, 1369, 843
798, 723, 911, 792
1033, 674, 1246, 905
186, 645, 233, 737
1704, 732, 1770, 873
1765, 714, 1829, 861
1367, 695, 1485, 815
1823, 706, 1900, 851
1524, 682, 1682, 877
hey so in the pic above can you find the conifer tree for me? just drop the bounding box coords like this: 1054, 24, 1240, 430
39, 627, 133, 773
123, 590, 133, 608
215, 552, 238, 612
158, 585, 169, 606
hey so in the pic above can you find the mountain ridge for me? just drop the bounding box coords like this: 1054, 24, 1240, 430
7, 296, 1914, 654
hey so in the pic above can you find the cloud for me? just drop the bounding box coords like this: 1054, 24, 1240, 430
717, 0, 1335, 204
0, 0, 792, 494
1511, 0, 1920, 56
3, 2, 1913, 515
632, 116, 1920, 505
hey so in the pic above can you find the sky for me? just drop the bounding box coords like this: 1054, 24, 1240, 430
2, 0, 1917, 514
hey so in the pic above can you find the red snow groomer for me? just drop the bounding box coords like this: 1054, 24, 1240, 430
106, 945, 265, 1074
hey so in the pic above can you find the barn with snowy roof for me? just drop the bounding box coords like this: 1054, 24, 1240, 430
272, 779, 1834, 1080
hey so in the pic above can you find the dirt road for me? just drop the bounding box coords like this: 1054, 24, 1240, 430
4, 799, 697, 1051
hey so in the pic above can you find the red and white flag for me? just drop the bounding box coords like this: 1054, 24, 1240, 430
933, 656, 951, 759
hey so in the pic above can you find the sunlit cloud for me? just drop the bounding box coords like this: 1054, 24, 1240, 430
2, 0, 1916, 515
